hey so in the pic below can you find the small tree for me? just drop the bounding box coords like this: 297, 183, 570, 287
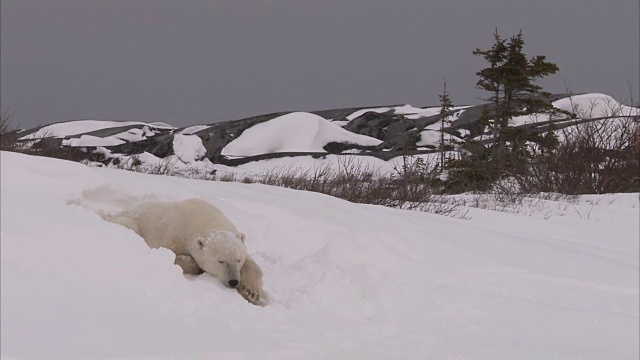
472, 29, 559, 174
438, 80, 454, 172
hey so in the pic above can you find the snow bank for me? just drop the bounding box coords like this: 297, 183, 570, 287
554, 93, 639, 118
62, 134, 126, 147
1, 152, 638, 359
511, 93, 640, 126
179, 125, 211, 135
416, 129, 441, 147
221, 112, 381, 157
61, 128, 156, 147
173, 134, 207, 163
18, 120, 174, 140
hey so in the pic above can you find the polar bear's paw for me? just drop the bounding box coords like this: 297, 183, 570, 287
237, 284, 268, 306
237, 255, 268, 306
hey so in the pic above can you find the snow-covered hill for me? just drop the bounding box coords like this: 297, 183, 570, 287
11, 93, 638, 175
1, 151, 638, 359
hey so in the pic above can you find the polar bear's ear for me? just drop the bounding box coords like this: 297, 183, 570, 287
240, 233, 246, 244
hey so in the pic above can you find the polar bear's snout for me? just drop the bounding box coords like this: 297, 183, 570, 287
220, 263, 242, 288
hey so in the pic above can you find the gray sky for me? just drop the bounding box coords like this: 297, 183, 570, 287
2, 0, 639, 129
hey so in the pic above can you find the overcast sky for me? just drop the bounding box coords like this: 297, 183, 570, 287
2, 0, 639, 129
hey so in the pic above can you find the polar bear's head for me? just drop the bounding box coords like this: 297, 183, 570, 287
194, 230, 248, 288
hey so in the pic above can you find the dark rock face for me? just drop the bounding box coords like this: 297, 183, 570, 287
31, 137, 64, 149
380, 129, 422, 152
344, 111, 402, 140
323, 141, 378, 154
107, 133, 176, 158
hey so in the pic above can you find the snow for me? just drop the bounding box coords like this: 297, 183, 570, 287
62, 135, 126, 147
179, 125, 211, 135
110, 153, 439, 181
221, 112, 382, 157
112, 128, 148, 142
416, 129, 441, 147
405, 106, 472, 120
233, 154, 401, 177
347, 105, 471, 121
346, 106, 395, 120
61, 128, 154, 147
2, 151, 638, 359
18, 120, 174, 140
554, 93, 639, 119
173, 134, 207, 164
347, 105, 428, 120
510, 93, 640, 126
147, 122, 174, 129
329, 120, 350, 127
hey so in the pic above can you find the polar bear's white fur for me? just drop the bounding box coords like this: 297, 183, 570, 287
108, 198, 267, 306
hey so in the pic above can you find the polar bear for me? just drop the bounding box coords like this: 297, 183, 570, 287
107, 198, 267, 306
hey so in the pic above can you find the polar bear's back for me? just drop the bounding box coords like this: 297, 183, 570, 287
112, 198, 240, 254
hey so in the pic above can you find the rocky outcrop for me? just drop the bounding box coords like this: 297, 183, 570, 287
14, 93, 636, 167
192, 112, 288, 163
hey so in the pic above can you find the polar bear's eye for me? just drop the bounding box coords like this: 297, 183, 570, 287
237, 260, 241, 263
218, 260, 224, 264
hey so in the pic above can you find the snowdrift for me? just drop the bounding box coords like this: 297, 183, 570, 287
221, 112, 382, 157
510, 93, 640, 127
1, 152, 638, 359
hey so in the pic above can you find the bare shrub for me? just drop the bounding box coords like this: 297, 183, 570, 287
1, 109, 18, 150
184, 168, 218, 181
143, 157, 179, 175
448, 189, 580, 220
218, 172, 238, 182
30, 142, 89, 162
107, 155, 181, 176
254, 157, 465, 217
3, 121, 90, 161
130, 155, 143, 168
517, 110, 639, 194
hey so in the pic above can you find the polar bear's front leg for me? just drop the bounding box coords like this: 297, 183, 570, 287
175, 255, 204, 275
109, 215, 141, 235
237, 255, 268, 306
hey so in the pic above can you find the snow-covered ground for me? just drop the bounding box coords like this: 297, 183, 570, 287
1, 152, 638, 359
103, 151, 442, 180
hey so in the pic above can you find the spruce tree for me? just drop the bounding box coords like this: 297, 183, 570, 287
472, 29, 559, 174
438, 80, 454, 172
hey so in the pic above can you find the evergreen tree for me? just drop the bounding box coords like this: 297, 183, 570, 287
438, 80, 454, 172
472, 29, 559, 173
